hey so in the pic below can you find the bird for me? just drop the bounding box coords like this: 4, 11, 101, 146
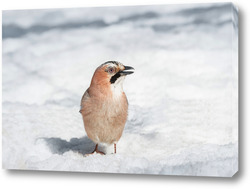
79, 61, 134, 155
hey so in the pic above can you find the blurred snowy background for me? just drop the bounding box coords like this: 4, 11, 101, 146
2, 3, 238, 176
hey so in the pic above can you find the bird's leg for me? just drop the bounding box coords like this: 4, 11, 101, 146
114, 143, 116, 154
89, 144, 105, 155
90, 144, 98, 154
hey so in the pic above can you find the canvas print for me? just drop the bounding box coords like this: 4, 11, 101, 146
2, 2, 238, 177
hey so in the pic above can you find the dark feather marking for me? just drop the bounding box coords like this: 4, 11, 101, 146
110, 72, 121, 84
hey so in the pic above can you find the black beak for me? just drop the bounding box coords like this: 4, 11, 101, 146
120, 66, 135, 75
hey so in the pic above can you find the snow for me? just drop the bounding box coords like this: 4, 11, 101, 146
2, 2, 238, 177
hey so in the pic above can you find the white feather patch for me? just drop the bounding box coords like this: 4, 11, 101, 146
111, 76, 125, 100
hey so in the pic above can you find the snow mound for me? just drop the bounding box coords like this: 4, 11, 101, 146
2, 3, 238, 177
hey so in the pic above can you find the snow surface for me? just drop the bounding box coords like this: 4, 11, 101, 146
2, 2, 238, 177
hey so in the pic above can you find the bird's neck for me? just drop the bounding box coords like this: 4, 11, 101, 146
90, 81, 124, 100
90, 70, 109, 93
90, 69, 125, 99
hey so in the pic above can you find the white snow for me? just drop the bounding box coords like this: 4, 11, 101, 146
2, 2, 238, 177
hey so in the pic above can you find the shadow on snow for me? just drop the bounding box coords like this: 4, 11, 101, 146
42, 136, 95, 156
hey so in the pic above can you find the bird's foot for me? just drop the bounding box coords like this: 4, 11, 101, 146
85, 151, 105, 156
86, 149, 105, 156
94, 149, 105, 155
85, 144, 105, 156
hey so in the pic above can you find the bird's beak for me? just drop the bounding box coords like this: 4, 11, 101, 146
120, 66, 135, 75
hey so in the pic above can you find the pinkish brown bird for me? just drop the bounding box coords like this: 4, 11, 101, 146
80, 61, 134, 155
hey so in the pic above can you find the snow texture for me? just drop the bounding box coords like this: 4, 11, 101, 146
2, 2, 238, 177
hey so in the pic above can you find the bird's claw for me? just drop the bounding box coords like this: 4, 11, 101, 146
84, 144, 105, 156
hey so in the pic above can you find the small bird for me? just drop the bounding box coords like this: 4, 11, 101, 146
80, 61, 134, 155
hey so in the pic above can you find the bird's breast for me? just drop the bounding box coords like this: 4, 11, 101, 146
100, 93, 128, 117
81, 88, 128, 144
82, 91, 128, 121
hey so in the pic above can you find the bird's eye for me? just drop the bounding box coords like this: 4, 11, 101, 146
108, 67, 115, 74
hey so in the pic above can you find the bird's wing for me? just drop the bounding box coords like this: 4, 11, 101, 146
79, 88, 90, 113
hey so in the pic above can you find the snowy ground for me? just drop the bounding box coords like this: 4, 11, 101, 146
2, 3, 238, 177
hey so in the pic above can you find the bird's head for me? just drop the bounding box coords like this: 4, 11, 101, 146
90, 61, 134, 92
